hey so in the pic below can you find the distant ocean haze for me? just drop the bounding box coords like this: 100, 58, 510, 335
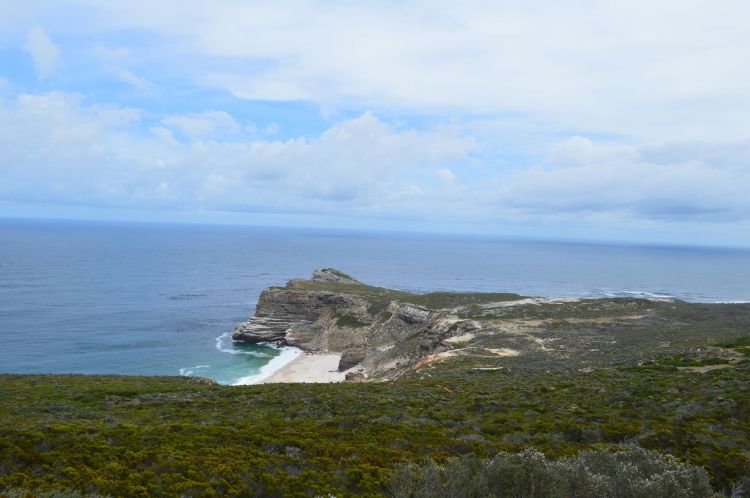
1, 218, 748, 384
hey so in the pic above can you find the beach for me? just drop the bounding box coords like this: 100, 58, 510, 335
262, 352, 345, 383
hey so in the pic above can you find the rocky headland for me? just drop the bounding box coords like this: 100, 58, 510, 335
233, 268, 750, 381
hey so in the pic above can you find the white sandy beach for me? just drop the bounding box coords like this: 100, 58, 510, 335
262, 352, 345, 383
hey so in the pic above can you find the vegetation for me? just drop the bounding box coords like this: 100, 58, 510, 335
1, 354, 749, 496
336, 315, 369, 328
389, 447, 716, 498
320, 268, 355, 281
721, 336, 750, 357
287, 279, 523, 316
656, 355, 730, 367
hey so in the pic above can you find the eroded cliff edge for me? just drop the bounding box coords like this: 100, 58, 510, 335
233, 269, 750, 381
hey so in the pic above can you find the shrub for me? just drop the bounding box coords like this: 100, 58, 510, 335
1, 489, 109, 498
335, 315, 368, 328
389, 447, 718, 498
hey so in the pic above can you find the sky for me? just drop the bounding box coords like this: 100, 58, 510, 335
1, 1, 749, 246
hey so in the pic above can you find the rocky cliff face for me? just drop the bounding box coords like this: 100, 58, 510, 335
232, 269, 458, 379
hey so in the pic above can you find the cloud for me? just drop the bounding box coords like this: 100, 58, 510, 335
4, 2, 750, 245
24, 27, 60, 78
78, 1, 750, 142
2, 89, 749, 244
436, 168, 459, 187
496, 138, 750, 223
91, 44, 154, 93
0, 92, 475, 214
162, 111, 239, 140
114, 69, 152, 93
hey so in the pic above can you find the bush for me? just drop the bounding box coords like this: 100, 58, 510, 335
1, 490, 109, 498
335, 315, 368, 328
389, 447, 718, 498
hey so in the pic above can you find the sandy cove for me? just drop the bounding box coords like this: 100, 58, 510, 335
262, 352, 345, 383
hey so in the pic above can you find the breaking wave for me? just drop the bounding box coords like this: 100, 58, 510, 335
215, 331, 271, 357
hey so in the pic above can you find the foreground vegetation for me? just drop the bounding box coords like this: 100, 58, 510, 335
390, 447, 717, 498
1, 351, 749, 497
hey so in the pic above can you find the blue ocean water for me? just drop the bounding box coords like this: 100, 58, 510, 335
1, 218, 749, 385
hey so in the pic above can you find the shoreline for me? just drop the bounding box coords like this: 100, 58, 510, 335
262, 351, 345, 383
232, 346, 345, 385
232, 346, 302, 385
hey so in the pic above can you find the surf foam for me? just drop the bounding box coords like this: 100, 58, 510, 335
215, 331, 271, 356
179, 365, 210, 377
232, 346, 302, 385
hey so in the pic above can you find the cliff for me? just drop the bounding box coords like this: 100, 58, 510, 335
233, 269, 750, 381
232, 268, 464, 379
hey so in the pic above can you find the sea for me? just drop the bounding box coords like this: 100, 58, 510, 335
1, 218, 749, 385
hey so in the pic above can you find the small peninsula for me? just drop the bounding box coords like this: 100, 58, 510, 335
233, 268, 749, 384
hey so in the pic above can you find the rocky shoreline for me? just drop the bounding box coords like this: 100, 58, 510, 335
232, 268, 462, 381
233, 268, 750, 383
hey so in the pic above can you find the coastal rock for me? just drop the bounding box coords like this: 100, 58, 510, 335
345, 371, 366, 382
232, 269, 478, 378
338, 350, 365, 371
232, 269, 683, 381
311, 268, 360, 284
231, 285, 369, 346
232, 270, 441, 376
394, 303, 432, 324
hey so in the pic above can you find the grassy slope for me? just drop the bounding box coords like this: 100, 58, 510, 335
286, 279, 523, 314
1, 356, 749, 497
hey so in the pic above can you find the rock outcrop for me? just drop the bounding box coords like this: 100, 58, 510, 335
232, 269, 683, 381
232, 268, 466, 379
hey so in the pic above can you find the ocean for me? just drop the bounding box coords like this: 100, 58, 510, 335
1, 218, 748, 385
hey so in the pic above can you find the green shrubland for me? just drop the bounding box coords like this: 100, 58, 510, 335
1, 356, 749, 497
389, 447, 716, 498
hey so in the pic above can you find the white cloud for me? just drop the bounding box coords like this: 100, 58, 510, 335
162, 111, 239, 140
436, 168, 459, 187
0, 92, 750, 243
150, 126, 178, 146
91, 44, 154, 93
82, 1, 750, 141
114, 69, 152, 93
5, 1, 750, 244
0, 92, 475, 215
264, 123, 280, 135
24, 27, 60, 78
496, 138, 750, 223
2, 90, 750, 244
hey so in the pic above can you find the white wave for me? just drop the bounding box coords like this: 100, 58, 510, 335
232, 346, 302, 386
620, 291, 675, 302
215, 331, 270, 357
179, 365, 210, 377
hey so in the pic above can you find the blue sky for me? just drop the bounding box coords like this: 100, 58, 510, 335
1, 1, 749, 246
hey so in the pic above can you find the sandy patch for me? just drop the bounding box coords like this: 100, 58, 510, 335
561, 314, 648, 325
481, 297, 583, 309
485, 348, 520, 357
412, 351, 458, 370
677, 364, 734, 374
262, 352, 345, 383
446, 333, 475, 343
